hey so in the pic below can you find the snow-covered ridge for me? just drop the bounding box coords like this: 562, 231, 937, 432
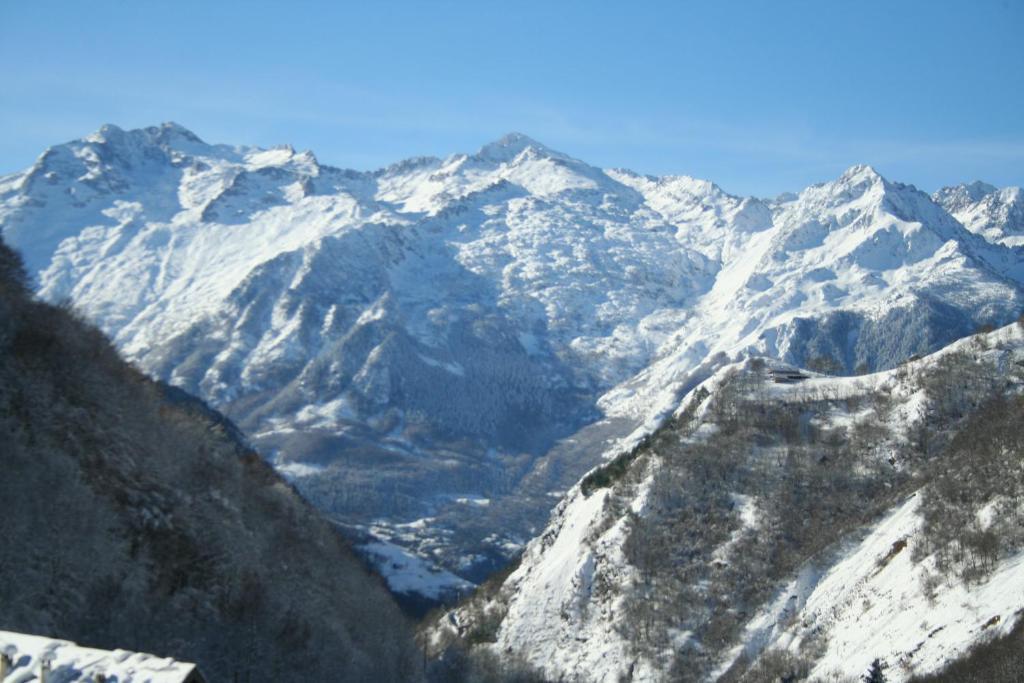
935, 181, 1024, 247
2, 123, 1022, 594
432, 323, 1024, 681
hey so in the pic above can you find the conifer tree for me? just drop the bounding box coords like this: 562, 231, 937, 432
863, 658, 886, 683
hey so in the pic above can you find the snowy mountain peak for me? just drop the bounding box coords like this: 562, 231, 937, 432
153, 120, 203, 140
83, 121, 205, 150
936, 179, 1024, 247
805, 164, 956, 226
962, 179, 998, 199
791, 164, 891, 214
88, 122, 126, 142
243, 144, 320, 174
473, 132, 561, 163
136, 121, 207, 148
836, 162, 886, 187
933, 180, 998, 212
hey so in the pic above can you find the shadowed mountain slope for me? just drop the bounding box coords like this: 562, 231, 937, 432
0, 238, 422, 682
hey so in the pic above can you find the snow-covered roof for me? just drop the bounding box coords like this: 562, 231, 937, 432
0, 631, 202, 683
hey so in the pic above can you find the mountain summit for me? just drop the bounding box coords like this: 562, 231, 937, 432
473, 131, 558, 162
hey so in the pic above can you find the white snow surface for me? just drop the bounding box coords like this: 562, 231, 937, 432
0, 630, 199, 682
357, 539, 473, 600
492, 486, 643, 682
770, 494, 1024, 681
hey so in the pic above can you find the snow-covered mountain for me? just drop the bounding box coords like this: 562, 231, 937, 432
2, 123, 1022, 596
428, 323, 1024, 681
934, 181, 1024, 247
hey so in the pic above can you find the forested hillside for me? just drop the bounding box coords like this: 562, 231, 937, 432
428, 321, 1024, 681
0, 239, 423, 682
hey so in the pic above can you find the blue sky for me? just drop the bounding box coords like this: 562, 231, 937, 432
1, 0, 1021, 197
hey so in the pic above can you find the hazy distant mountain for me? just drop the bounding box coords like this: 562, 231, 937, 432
2, 124, 1022, 597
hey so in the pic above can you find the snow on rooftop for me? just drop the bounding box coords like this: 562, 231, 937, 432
0, 631, 202, 683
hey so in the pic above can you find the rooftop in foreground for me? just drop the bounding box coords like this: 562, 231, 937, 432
0, 630, 205, 683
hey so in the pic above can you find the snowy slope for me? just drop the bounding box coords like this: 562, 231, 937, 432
358, 539, 474, 602
743, 494, 1024, 681
431, 323, 1024, 681
2, 124, 1023, 595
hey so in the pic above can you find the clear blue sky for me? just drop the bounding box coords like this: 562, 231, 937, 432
1, 0, 1022, 197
